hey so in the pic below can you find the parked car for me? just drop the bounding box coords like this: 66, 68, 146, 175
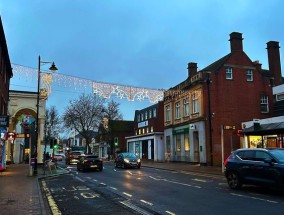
114, 152, 141, 169
53, 154, 63, 161
77, 154, 103, 172
66, 151, 84, 165
224, 148, 284, 190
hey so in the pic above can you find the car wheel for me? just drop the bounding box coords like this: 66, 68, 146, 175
227, 172, 242, 189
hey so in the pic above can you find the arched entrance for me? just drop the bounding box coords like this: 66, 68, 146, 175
8, 91, 47, 167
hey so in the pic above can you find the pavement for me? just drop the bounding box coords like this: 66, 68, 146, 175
0, 160, 223, 215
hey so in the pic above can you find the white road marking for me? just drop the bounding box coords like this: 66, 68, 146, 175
149, 176, 201, 189
165, 211, 176, 215
231, 193, 278, 203
192, 178, 207, 183
120, 200, 153, 215
123, 192, 133, 197
140, 199, 153, 206
110, 186, 117, 190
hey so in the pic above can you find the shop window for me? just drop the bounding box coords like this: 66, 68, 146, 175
176, 134, 181, 151
184, 133, 190, 151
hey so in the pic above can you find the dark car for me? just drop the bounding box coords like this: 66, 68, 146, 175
114, 152, 141, 169
65, 151, 83, 165
224, 148, 284, 190
77, 155, 103, 172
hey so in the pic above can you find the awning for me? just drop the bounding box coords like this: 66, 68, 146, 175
243, 122, 284, 136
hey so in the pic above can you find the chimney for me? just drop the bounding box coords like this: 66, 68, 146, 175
229, 32, 243, 53
187, 62, 198, 77
267, 41, 283, 86
253, 60, 262, 71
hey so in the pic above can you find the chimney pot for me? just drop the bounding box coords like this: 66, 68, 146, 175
229, 32, 243, 53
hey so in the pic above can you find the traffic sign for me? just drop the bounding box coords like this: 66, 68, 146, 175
223, 125, 236, 130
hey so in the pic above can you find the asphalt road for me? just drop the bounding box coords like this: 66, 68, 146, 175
42, 160, 284, 215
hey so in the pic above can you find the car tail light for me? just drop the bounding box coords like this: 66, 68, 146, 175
70, 154, 74, 158
224, 155, 231, 166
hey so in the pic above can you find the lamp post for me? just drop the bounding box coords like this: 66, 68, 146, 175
34, 55, 57, 176
206, 71, 213, 166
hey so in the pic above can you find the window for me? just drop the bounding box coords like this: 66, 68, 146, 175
166, 136, 171, 153
141, 113, 144, 121
145, 111, 148, 120
151, 126, 153, 132
226, 67, 233, 80
260, 95, 269, 113
183, 98, 190, 117
166, 105, 171, 121
276, 93, 284, 101
175, 102, 181, 119
184, 133, 190, 151
192, 92, 199, 113
175, 134, 181, 151
149, 110, 152, 118
246, 70, 253, 81
146, 127, 149, 133
153, 108, 157, 117
137, 114, 140, 122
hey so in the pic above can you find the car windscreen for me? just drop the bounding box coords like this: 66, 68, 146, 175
86, 156, 99, 159
269, 150, 284, 163
124, 153, 136, 159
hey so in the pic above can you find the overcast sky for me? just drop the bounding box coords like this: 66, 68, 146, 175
1, 0, 284, 120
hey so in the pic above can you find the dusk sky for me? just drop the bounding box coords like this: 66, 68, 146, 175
1, 0, 284, 120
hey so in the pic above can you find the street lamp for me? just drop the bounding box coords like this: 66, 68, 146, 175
34, 55, 57, 176
205, 71, 213, 166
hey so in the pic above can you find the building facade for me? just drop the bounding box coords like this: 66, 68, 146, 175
165, 32, 278, 166
126, 102, 164, 161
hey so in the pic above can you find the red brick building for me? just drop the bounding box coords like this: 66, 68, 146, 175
164, 32, 280, 166
126, 101, 164, 161
0, 16, 13, 116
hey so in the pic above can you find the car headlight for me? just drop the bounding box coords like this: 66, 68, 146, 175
137, 159, 141, 163
124, 158, 130, 163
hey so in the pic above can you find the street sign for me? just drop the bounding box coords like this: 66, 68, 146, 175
0, 116, 9, 127
6, 132, 16, 141
223, 125, 236, 130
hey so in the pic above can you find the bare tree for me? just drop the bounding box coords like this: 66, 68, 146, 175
103, 99, 123, 120
62, 94, 105, 154
45, 106, 61, 143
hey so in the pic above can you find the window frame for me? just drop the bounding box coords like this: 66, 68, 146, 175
226, 67, 233, 80
260, 95, 269, 113
175, 102, 181, 119
246, 69, 253, 82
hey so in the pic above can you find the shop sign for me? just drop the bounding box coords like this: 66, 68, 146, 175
0, 116, 9, 127
138, 121, 148, 128
172, 127, 189, 135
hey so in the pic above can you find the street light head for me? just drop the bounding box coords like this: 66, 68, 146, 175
49, 62, 58, 71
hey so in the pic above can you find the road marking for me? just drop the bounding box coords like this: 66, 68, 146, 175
192, 178, 207, 183
149, 176, 201, 189
123, 192, 132, 197
231, 193, 278, 203
41, 181, 62, 215
165, 211, 176, 215
120, 200, 153, 215
140, 199, 153, 206
110, 186, 117, 190
80, 192, 100, 199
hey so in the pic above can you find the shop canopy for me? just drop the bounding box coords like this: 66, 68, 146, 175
243, 122, 284, 136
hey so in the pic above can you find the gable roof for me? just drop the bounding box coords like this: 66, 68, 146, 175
200, 54, 231, 73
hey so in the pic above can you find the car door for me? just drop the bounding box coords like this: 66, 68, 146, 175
253, 151, 278, 186
236, 150, 256, 183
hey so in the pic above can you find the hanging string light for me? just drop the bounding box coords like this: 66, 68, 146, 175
11, 63, 165, 103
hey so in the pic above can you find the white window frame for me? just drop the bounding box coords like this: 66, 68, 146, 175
226, 67, 233, 80
183, 98, 190, 117
166, 105, 171, 121
175, 102, 181, 119
192, 93, 199, 113
260, 95, 269, 113
246, 70, 253, 81
153, 108, 157, 117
